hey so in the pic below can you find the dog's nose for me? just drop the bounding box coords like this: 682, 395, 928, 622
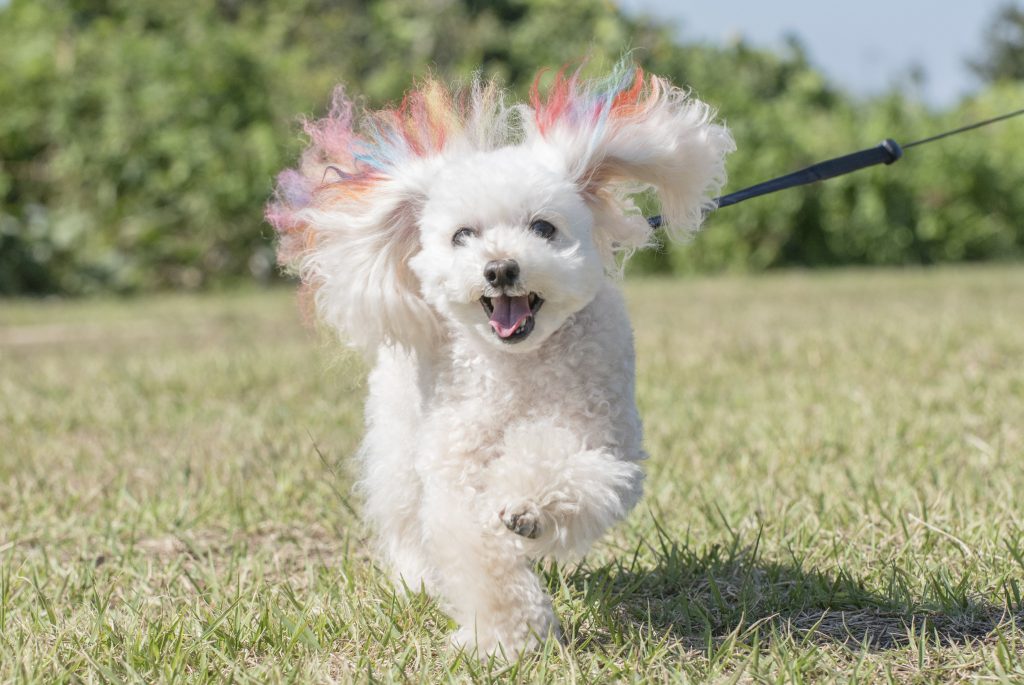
483, 259, 520, 288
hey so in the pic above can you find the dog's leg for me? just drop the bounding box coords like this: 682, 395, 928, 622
487, 421, 645, 561
418, 483, 561, 657
359, 350, 434, 592
360, 436, 434, 592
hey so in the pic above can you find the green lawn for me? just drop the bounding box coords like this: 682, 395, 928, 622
2, 267, 1024, 683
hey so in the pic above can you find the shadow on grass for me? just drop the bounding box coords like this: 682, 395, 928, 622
561, 520, 1022, 652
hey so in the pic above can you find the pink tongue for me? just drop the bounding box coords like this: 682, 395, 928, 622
489, 295, 531, 338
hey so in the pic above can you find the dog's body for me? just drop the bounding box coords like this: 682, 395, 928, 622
362, 281, 644, 651
268, 62, 733, 655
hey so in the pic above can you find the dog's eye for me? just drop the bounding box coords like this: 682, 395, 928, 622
451, 227, 477, 247
529, 219, 556, 240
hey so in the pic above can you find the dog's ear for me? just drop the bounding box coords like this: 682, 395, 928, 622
526, 62, 735, 267
267, 87, 450, 351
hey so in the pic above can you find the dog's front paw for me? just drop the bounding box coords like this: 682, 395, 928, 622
449, 607, 562, 659
499, 502, 541, 539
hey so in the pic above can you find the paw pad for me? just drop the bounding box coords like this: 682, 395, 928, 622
501, 505, 540, 539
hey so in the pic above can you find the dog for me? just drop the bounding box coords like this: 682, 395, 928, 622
267, 60, 733, 656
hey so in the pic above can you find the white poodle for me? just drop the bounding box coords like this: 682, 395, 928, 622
267, 61, 733, 656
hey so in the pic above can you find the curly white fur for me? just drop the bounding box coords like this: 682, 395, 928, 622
269, 62, 734, 657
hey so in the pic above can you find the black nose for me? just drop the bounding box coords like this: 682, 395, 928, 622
483, 259, 520, 288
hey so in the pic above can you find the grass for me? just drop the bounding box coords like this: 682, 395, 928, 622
2, 265, 1023, 683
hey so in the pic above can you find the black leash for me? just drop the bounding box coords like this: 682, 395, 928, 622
646, 107, 1024, 228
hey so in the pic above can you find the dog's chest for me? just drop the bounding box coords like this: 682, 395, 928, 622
437, 338, 627, 453
418, 285, 643, 464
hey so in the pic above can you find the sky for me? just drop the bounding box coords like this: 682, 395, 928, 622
617, 0, 1012, 107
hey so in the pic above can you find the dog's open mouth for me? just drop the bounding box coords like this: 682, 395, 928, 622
480, 293, 544, 343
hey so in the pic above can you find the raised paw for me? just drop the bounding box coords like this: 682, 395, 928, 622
500, 502, 541, 539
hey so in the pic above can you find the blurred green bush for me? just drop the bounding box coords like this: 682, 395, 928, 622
1, 0, 1022, 294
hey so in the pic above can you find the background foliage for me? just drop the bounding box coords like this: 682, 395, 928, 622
1, 0, 1022, 294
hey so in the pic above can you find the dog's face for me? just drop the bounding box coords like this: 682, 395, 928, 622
411, 147, 604, 352
268, 62, 734, 353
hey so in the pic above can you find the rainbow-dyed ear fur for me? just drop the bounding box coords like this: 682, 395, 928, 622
267, 80, 514, 350
526, 64, 735, 260
266, 61, 732, 350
